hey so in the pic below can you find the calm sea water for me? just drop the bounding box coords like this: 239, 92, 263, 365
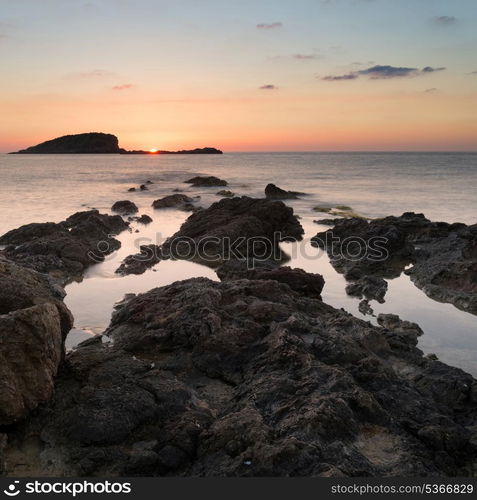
0, 152, 476, 374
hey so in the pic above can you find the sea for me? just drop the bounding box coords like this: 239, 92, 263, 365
0, 152, 476, 374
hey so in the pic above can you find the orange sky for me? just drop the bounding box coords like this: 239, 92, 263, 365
1, 0, 476, 152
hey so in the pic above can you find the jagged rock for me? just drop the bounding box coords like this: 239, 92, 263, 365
185, 176, 227, 187
217, 260, 324, 299
115, 245, 163, 276
0, 258, 73, 425
265, 183, 304, 200
161, 196, 304, 265
346, 276, 388, 303
0, 210, 128, 284
152, 194, 196, 211
312, 213, 477, 315
358, 300, 374, 316
111, 200, 138, 215
8, 277, 476, 477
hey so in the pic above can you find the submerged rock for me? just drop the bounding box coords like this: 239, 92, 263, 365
8, 276, 476, 477
152, 194, 196, 211
111, 200, 138, 215
185, 176, 228, 187
0, 258, 73, 425
129, 214, 153, 225
216, 190, 235, 198
0, 210, 128, 284
265, 183, 304, 200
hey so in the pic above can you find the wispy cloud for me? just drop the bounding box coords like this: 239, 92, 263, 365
257, 22, 283, 30
434, 15, 457, 25
259, 84, 278, 90
112, 83, 134, 90
65, 69, 116, 80
321, 65, 446, 81
292, 53, 319, 60
425, 88, 438, 93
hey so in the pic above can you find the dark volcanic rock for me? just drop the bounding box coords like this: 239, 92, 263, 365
0, 258, 73, 425
346, 276, 388, 303
129, 214, 153, 225
9, 277, 476, 477
217, 260, 324, 299
311, 213, 477, 314
115, 245, 163, 276
111, 200, 138, 215
13, 133, 121, 154
161, 196, 304, 265
0, 210, 128, 284
152, 194, 196, 211
216, 190, 235, 198
265, 183, 304, 200
185, 176, 228, 187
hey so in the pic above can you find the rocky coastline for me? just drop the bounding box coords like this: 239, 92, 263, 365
0, 179, 476, 477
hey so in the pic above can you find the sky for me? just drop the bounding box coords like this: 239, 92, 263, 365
1, 0, 476, 152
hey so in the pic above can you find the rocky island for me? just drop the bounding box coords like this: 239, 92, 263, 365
10, 132, 223, 155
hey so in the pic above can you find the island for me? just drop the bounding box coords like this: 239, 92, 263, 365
10, 132, 223, 154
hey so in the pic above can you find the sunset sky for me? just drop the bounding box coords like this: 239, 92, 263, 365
1, 0, 476, 152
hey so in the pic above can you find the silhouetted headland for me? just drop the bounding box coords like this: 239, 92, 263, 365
10, 132, 223, 154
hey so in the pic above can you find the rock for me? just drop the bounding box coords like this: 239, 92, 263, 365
217, 260, 324, 299
140, 184, 148, 191
312, 213, 477, 315
111, 200, 138, 215
145, 180, 154, 185
10, 276, 476, 476
129, 215, 153, 225
115, 245, 163, 276
265, 184, 304, 200
13, 133, 122, 154
0, 258, 73, 425
128, 187, 136, 192
152, 194, 196, 211
161, 196, 304, 265
0, 210, 128, 284
216, 190, 235, 198
346, 276, 388, 303
0, 434, 6, 473
185, 176, 228, 187
358, 300, 374, 316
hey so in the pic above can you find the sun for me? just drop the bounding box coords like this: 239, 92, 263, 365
149, 148, 158, 153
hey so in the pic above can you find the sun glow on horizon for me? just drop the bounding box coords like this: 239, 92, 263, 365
149, 148, 158, 153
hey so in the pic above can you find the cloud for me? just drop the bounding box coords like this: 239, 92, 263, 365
292, 53, 319, 60
421, 66, 446, 73
65, 69, 115, 80
259, 84, 278, 90
112, 83, 134, 90
256, 22, 283, 29
321, 65, 446, 81
434, 16, 457, 25
425, 88, 438, 93
322, 74, 358, 81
